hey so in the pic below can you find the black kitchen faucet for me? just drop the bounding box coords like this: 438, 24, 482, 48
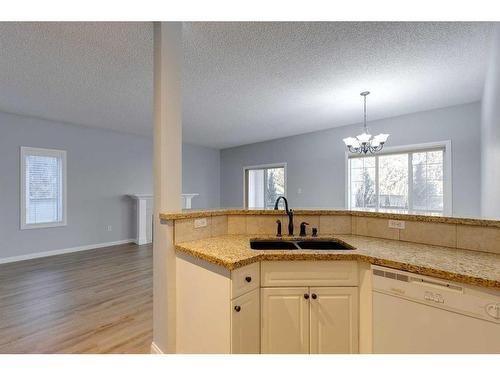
274, 196, 294, 236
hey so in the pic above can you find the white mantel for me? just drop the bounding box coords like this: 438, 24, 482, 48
129, 194, 153, 245
128, 193, 199, 246
182, 193, 199, 209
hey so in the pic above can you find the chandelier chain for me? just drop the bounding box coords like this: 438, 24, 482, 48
363, 94, 367, 132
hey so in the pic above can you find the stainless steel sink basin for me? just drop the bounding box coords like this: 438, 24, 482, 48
250, 239, 353, 250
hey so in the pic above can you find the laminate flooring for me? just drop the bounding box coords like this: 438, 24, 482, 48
0, 243, 153, 353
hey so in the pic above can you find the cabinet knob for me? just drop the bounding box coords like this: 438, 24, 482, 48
304, 293, 309, 299
234, 305, 241, 312
245, 276, 252, 283
311, 293, 317, 300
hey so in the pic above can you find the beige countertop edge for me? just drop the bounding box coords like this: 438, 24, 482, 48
174, 241, 500, 290
160, 209, 500, 228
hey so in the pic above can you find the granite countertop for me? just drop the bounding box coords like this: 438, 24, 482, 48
160, 209, 500, 228
175, 234, 500, 289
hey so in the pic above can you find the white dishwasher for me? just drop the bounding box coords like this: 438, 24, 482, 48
372, 265, 500, 354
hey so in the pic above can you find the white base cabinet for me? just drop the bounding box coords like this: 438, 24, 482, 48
231, 288, 260, 353
176, 256, 359, 354
260, 261, 359, 354
176, 254, 260, 353
261, 286, 358, 354
261, 287, 310, 353
309, 287, 359, 354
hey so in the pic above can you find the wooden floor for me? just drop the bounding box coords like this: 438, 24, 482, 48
0, 243, 152, 354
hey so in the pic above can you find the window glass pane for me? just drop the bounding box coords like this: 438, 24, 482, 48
247, 169, 265, 208
429, 195, 444, 211
247, 166, 285, 209
378, 153, 408, 211
427, 151, 443, 164
412, 151, 426, 164
427, 164, 443, 180
350, 158, 363, 169
350, 167, 363, 182
265, 168, 285, 209
350, 157, 376, 210
348, 148, 445, 214
412, 150, 443, 212
26, 154, 63, 224
363, 157, 375, 168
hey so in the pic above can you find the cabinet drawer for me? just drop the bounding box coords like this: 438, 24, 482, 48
231, 262, 260, 298
261, 261, 358, 287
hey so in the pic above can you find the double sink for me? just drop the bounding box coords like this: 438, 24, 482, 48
250, 239, 354, 251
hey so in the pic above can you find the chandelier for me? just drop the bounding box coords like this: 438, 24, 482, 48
343, 91, 389, 154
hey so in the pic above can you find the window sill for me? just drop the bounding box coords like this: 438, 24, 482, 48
20, 221, 67, 230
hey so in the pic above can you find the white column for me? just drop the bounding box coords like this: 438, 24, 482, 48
152, 22, 182, 354
481, 24, 500, 218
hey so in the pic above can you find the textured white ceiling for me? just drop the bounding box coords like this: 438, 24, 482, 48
0, 22, 153, 135
183, 22, 493, 148
0, 22, 494, 148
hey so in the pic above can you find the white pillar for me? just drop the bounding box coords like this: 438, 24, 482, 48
152, 22, 182, 354
481, 24, 500, 218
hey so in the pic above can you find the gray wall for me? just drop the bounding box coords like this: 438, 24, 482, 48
0, 99, 483, 260
481, 25, 500, 218
0, 111, 153, 260
0, 110, 222, 260
182, 143, 221, 209
221, 102, 482, 217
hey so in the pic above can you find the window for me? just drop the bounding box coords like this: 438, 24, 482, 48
347, 143, 451, 215
21, 147, 67, 229
244, 164, 286, 209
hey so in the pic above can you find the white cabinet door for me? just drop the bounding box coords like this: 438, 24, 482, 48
231, 289, 260, 353
309, 287, 359, 354
261, 287, 310, 353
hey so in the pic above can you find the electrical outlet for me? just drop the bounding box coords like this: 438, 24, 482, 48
388, 220, 405, 229
106, 225, 112, 232
194, 218, 208, 228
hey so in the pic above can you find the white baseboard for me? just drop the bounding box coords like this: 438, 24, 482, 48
137, 237, 152, 245
150, 342, 164, 354
0, 239, 135, 265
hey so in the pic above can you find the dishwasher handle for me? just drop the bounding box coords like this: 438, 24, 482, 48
409, 276, 463, 293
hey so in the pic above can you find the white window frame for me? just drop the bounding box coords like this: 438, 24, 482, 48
344, 141, 452, 215
20, 146, 67, 230
243, 163, 287, 209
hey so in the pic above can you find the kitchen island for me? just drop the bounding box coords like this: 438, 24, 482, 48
160, 209, 500, 354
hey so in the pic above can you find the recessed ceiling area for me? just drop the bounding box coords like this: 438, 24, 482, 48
0, 22, 494, 148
